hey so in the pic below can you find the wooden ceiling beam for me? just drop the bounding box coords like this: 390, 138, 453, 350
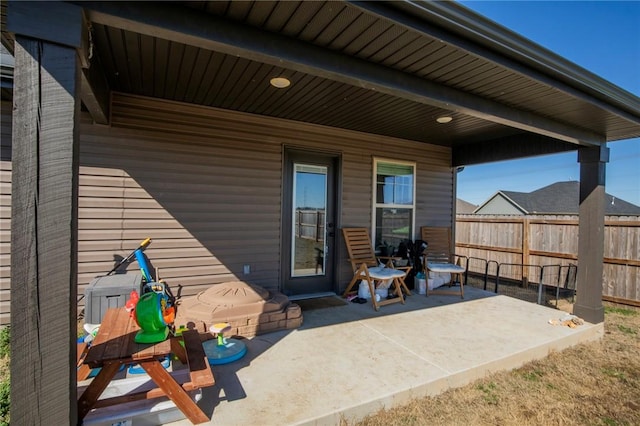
80, 62, 110, 125
78, 1, 604, 146
453, 133, 578, 166
79, 8, 110, 125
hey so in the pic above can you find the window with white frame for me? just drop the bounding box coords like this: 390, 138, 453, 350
373, 159, 415, 256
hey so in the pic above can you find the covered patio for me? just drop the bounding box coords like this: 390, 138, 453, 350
81, 288, 602, 425
2, 1, 639, 424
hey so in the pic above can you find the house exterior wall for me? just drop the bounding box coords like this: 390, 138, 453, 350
1, 93, 454, 325
475, 194, 524, 215
0, 101, 11, 325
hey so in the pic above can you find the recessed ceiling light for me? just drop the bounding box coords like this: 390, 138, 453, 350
270, 77, 291, 88
436, 116, 453, 124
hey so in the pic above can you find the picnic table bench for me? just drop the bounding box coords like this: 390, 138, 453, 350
77, 307, 214, 424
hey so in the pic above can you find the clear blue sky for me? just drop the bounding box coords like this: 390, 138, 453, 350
456, 1, 640, 207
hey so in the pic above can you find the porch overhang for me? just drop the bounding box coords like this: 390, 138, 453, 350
79, 1, 605, 149
3, 1, 640, 424
4, 1, 640, 164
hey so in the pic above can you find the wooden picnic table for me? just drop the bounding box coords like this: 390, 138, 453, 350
77, 307, 214, 424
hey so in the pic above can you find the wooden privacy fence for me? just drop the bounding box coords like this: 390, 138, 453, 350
295, 209, 325, 242
455, 215, 640, 307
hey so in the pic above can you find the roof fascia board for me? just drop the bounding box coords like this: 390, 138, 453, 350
453, 133, 577, 166
362, 1, 640, 127
78, 1, 603, 145
7, 1, 84, 49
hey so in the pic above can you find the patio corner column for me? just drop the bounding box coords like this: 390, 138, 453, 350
8, 2, 83, 424
574, 144, 609, 324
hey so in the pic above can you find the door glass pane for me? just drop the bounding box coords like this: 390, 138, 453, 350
292, 164, 327, 277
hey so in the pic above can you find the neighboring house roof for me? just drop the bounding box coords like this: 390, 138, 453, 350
475, 181, 640, 215
456, 198, 478, 214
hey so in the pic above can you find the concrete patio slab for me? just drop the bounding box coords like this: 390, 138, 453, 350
85, 287, 603, 426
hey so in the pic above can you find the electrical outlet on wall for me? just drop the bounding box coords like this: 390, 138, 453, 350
243, 264, 251, 275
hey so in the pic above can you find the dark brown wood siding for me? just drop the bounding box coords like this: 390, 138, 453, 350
2, 93, 453, 325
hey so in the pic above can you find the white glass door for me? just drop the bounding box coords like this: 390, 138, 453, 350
292, 164, 327, 277
282, 149, 337, 296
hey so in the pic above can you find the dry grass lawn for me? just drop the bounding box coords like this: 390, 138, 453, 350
346, 305, 640, 426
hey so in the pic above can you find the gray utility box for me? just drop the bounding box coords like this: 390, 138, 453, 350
84, 273, 142, 324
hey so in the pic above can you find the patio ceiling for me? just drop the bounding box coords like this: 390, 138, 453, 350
3, 1, 640, 166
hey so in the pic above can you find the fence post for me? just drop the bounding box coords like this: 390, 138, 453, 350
522, 218, 530, 287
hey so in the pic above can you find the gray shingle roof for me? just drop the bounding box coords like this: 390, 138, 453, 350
500, 181, 640, 215
456, 198, 478, 214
